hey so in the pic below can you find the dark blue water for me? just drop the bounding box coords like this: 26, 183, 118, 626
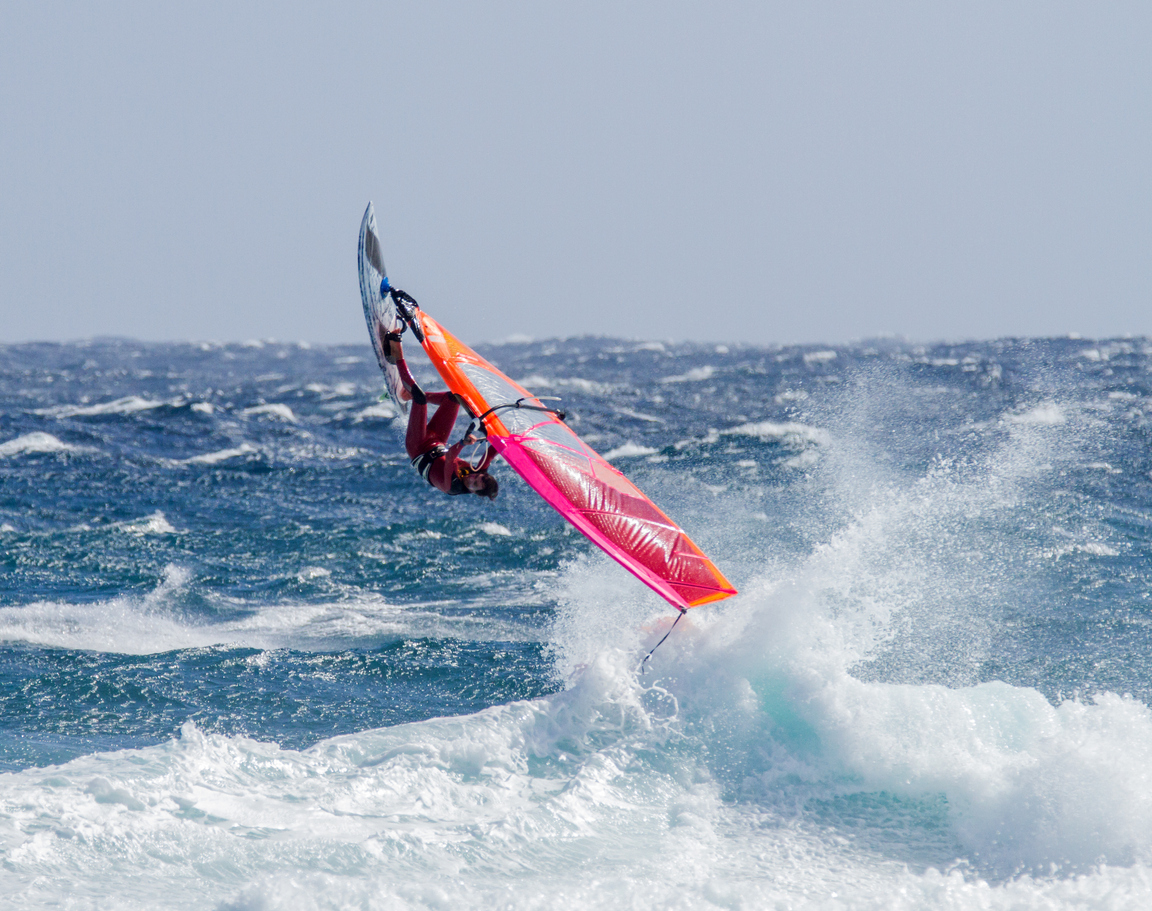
3, 335, 1152, 908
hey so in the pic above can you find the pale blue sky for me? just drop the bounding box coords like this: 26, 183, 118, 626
2, 2, 1149, 345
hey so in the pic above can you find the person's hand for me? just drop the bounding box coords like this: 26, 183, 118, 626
464, 433, 478, 445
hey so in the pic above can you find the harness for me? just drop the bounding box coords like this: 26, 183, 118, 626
411, 445, 448, 484
412, 444, 471, 495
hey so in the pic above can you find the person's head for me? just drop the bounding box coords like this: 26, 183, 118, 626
463, 471, 499, 500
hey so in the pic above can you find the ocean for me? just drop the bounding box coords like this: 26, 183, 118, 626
2, 334, 1152, 909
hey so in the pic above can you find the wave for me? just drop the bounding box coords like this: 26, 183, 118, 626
1007, 402, 1067, 425
724, 419, 830, 447
0, 566, 540, 655
552, 390, 1145, 883
0, 432, 76, 457
613, 406, 665, 424
240, 403, 298, 423
477, 522, 513, 537
602, 442, 659, 460
39, 396, 178, 418
351, 402, 398, 422
2, 643, 1150, 909
514, 374, 617, 395
114, 511, 178, 535
660, 364, 715, 383
175, 443, 258, 465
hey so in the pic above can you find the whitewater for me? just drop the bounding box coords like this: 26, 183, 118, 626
2, 336, 1152, 909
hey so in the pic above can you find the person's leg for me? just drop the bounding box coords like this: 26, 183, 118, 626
425, 397, 460, 445
393, 358, 426, 405
405, 399, 429, 459
383, 336, 427, 404
378, 325, 400, 364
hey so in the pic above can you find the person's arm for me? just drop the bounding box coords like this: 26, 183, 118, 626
443, 439, 469, 472
440, 437, 495, 484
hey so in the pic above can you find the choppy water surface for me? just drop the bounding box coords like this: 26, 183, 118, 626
3, 335, 1152, 908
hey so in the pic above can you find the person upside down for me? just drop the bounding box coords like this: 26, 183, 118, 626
383, 332, 499, 500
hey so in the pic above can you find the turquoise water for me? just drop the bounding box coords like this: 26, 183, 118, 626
2, 335, 1152, 908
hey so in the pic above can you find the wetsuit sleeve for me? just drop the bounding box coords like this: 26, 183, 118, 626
442, 440, 468, 476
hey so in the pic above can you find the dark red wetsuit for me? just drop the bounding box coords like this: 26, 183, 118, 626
396, 359, 496, 495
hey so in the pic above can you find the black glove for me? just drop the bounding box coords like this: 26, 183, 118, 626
390, 290, 417, 323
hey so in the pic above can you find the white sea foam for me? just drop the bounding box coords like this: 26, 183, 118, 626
515, 375, 615, 395
4, 630, 1152, 910
177, 443, 257, 465
477, 522, 513, 537
660, 364, 715, 383
0, 566, 536, 656
115, 511, 177, 535
614, 406, 665, 423
1008, 403, 1066, 425
306, 381, 357, 399
241, 403, 297, 422
352, 402, 398, 422
39, 396, 176, 417
782, 449, 820, 468
724, 420, 831, 447
602, 442, 659, 460
549, 389, 1152, 891
1045, 540, 1121, 559
922, 357, 960, 367
0, 432, 75, 457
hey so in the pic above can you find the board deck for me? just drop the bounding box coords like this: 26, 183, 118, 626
357, 202, 410, 414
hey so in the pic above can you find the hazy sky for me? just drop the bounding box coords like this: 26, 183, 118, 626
2, 2, 1150, 346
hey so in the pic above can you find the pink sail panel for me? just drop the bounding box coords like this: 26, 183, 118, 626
415, 310, 737, 610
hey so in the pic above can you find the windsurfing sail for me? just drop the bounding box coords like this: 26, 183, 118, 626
412, 307, 737, 611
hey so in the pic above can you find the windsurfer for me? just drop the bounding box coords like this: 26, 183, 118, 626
384, 334, 499, 500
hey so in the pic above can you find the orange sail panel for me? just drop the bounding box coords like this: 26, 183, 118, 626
414, 309, 737, 610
